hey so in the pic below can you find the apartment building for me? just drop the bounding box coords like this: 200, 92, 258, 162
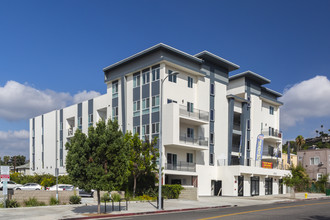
30, 43, 290, 197
298, 148, 330, 181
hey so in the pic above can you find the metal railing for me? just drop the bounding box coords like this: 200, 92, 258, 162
217, 159, 286, 170
165, 161, 196, 172
262, 129, 282, 138
179, 135, 208, 146
179, 105, 209, 121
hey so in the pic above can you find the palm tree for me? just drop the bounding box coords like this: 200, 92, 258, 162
296, 135, 306, 151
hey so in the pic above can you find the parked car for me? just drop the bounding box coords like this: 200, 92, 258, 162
46, 184, 74, 191
0, 181, 23, 190
78, 188, 94, 197
16, 183, 42, 190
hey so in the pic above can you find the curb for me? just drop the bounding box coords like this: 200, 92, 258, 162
62, 205, 232, 220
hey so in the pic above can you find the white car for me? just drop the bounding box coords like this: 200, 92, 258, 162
46, 184, 74, 191
0, 181, 23, 190
16, 183, 42, 190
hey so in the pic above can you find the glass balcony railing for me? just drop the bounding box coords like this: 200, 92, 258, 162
165, 161, 196, 172
262, 129, 282, 138
179, 135, 208, 147
179, 105, 209, 121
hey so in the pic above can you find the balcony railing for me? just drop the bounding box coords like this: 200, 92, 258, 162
179, 105, 209, 121
179, 135, 208, 147
262, 129, 282, 138
165, 161, 196, 172
217, 159, 285, 170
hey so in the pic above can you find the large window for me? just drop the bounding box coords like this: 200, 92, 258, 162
152, 95, 160, 113
188, 76, 193, 88
187, 128, 194, 138
112, 106, 118, 120
210, 109, 215, 121
210, 133, 214, 144
152, 65, 160, 81
187, 102, 194, 113
168, 70, 177, 83
210, 83, 215, 95
187, 153, 193, 163
133, 73, 140, 88
269, 106, 274, 115
112, 81, 118, 98
88, 114, 93, 127
310, 157, 320, 165
142, 69, 150, 85
142, 98, 150, 115
133, 126, 140, 136
142, 124, 150, 141
152, 122, 159, 134
78, 117, 82, 130
133, 100, 140, 117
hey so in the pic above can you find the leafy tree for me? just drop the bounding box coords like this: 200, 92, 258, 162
283, 165, 309, 198
128, 134, 159, 197
295, 135, 305, 151
3, 156, 10, 165
65, 119, 129, 214
11, 155, 26, 167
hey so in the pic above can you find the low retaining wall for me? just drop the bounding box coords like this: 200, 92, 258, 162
11, 190, 75, 205
93, 191, 125, 201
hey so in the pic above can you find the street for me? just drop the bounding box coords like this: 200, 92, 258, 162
103, 198, 330, 220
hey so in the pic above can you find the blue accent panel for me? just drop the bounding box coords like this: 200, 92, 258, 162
60, 110, 63, 140
240, 102, 247, 165
133, 87, 140, 101
88, 99, 93, 115
121, 76, 126, 133
228, 98, 235, 165
208, 66, 216, 164
152, 81, 160, 95
142, 84, 149, 98
246, 82, 251, 161
152, 112, 159, 123
142, 114, 149, 125
112, 97, 118, 107
133, 116, 140, 126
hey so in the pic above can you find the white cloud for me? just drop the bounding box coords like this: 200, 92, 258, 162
0, 130, 29, 157
280, 75, 330, 129
0, 81, 100, 121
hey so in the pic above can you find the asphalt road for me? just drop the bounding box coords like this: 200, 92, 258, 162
104, 198, 330, 220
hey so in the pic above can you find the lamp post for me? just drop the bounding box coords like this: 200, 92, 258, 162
158, 71, 179, 210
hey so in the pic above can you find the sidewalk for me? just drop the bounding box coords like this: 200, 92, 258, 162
0, 193, 328, 220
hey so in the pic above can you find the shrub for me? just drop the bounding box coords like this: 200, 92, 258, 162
137, 194, 155, 201
101, 193, 110, 202
111, 193, 121, 202
69, 195, 81, 204
0, 199, 20, 208
24, 197, 46, 207
162, 184, 184, 199
49, 197, 59, 205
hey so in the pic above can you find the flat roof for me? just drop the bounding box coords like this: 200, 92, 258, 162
261, 87, 282, 97
229, 70, 271, 85
194, 51, 240, 72
103, 43, 203, 72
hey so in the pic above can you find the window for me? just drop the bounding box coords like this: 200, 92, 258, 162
88, 114, 93, 127
133, 100, 140, 117
133, 126, 140, 136
167, 99, 177, 103
112, 81, 118, 98
210, 133, 214, 144
142, 124, 150, 141
188, 76, 193, 88
142, 98, 150, 115
168, 70, 177, 83
133, 73, 140, 88
60, 122, 63, 131
78, 117, 82, 129
152, 123, 160, 134
187, 128, 194, 138
317, 173, 322, 181
269, 106, 274, 115
112, 106, 118, 120
210, 83, 215, 95
152, 65, 160, 81
247, 140, 250, 150
142, 69, 150, 85
187, 153, 193, 163
310, 157, 320, 165
210, 153, 214, 165
187, 102, 194, 112
247, 119, 250, 130
210, 109, 215, 121
298, 156, 303, 160
152, 95, 160, 113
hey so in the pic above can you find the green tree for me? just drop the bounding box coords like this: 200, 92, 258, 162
65, 119, 129, 214
283, 165, 309, 198
295, 135, 305, 151
11, 155, 26, 167
128, 133, 159, 197
3, 156, 10, 165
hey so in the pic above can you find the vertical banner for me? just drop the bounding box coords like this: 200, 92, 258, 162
287, 142, 291, 164
255, 134, 264, 161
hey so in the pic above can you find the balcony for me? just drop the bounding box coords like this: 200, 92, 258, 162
179, 105, 209, 125
217, 159, 285, 170
262, 128, 282, 142
179, 135, 208, 147
165, 162, 196, 172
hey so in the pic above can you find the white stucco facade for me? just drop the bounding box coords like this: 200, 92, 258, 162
30, 43, 290, 197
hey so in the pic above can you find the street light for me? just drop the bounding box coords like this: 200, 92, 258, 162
158, 70, 179, 210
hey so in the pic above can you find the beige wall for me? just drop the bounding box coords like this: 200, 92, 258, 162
11, 190, 74, 205
281, 153, 297, 170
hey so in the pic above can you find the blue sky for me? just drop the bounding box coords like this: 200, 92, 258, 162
1, 0, 330, 158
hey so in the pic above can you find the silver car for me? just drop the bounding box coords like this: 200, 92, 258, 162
0, 181, 23, 190
16, 183, 42, 190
